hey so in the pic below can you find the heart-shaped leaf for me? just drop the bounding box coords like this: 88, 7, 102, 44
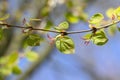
55, 36, 75, 54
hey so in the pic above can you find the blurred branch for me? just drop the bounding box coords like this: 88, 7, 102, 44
18, 44, 54, 80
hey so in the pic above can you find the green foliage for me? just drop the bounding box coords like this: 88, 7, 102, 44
114, 7, 120, 19
24, 34, 41, 47
41, 6, 50, 17
12, 65, 22, 75
54, 21, 69, 30
0, 28, 3, 40
106, 8, 115, 18
0, 14, 9, 21
0, 65, 12, 75
92, 31, 108, 46
66, 0, 74, 8
89, 13, 104, 24
55, 36, 75, 54
83, 31, 108, 46
65, 13, 79, 23
0, 52, 20, 75
44, 20, 53, 30
7, 52, 19, 65
83, 33, 92, 40
1, 4, 120, 78
25, 51, 38, 61
106, 7, 120, 19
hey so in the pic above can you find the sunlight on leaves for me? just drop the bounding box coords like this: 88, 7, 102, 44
44, 20, 53, 30
12, 65, 22, 75
54, 21, 69, 30
7, 52, 18, 65
55, 36, 75, 54
83, 33, 92, 40
0, 66, 12, 75
65, 13, 79, 23
91, 31, 108, 46
89, 13, 104, 24
114, 7, 120, 19
24, 34, 41, 47
25, 51, 38, 61
106, 8, 115, 18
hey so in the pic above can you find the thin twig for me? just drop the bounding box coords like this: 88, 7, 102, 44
0, 23, 61, 33
0, 20, 120, 35
67, 20, 120, 34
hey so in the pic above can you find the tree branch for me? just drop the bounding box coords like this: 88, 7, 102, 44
0, 20, 120, 35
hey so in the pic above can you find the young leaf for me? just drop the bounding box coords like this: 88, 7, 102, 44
41, 6, 50, 17
66, 0, 73, 8
7, 52, 18, 65
83, 33, 92, 40
114, 7, 120, 19
24, 34, 41, 47
12, 65, 22, 75
91, 31, 108, 46
25, 51, 38, 61
89, 13, 104, 24
54, 21, 69, 30
55, 36, 75, 54
106, 8, 115, 18
44, 20, 53, 30
0, 56, 9, 64
0, 14, 10, 21
0, 66, 12, 75
65, 13, 79, 23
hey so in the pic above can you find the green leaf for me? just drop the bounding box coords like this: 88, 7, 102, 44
83, 33, 92, 40
79, 12, 88, 21
55, 21, 69, 30
44, 20, 53, 30
0, 28, 3, 40
65, 13, 79, 23
89, 13, 104, 24
0, 14, 9, 20
12, 65, 22, 75
106, 8, 115, 18
7, 52, 18, 65
0, 66, 12, 75
24, 34, 41, 47
55, 36, 75, 54
25, 51, 38, 61
41, 7, 49, 17
91, 31, 108, 46
108, 24, 117, 36
114, 7, 120, 19
0, 56, 9, 65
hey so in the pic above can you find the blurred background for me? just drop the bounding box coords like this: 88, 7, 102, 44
0, 0, 120, 80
